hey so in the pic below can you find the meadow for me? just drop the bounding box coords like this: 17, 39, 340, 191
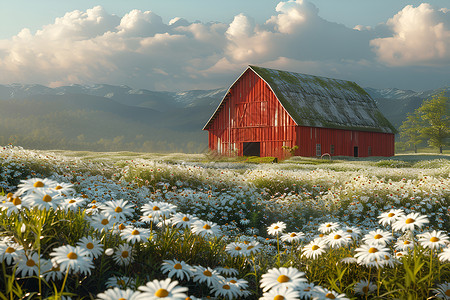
0, 144, 449, 299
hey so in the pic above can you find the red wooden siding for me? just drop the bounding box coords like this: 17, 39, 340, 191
205, 68, 395, 159
206, 69, 297, 159
295, 127, 395, 157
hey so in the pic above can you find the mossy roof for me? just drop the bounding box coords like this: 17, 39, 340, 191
204, 65, 396, 133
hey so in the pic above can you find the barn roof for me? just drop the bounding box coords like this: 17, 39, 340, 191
204, 65, 396, 133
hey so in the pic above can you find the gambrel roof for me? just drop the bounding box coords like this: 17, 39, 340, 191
204, 65, 396, 133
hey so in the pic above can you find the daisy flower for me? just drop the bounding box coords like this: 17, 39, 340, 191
281, 232, 305, 243
0, 240, 24, 265
354, 279, 377, 296
302, 238, 328, 259
61, 197, 87, 212
395, 238, 414, 252
242, 241, 262, 257
210, 277, 241, 299
342, 226, 362, 239
141, 202, 176, 221
225, 242, 246, 257
267, 221, 286, 236
101, 199, 134, 222
311, 286, 349, 300
392, 212, 429, 232
41, 260, 64, 281
215, 266, 239, 277
191, 220, 221, 237
325, 230, 352, 248
170, 213, 199, 228
76, 236, 104, 259
298, 282, 316, 299
23, 189, 64, 211
136, 278, 188, 300
17, 178, 58, 195
89, 214, 114, 233
418, 230, 449, 250
318, 222, 339, 234
260, 267, 307, 292
260, 286, 300, 300
1, 196, 27, 216
53, 182, 75, 197
50, 245, 94, 275
113, 244, 134, 266
340, 257, 357, 264
120, 227, 151, 244
161, 259, 193, 281
15, 251, 42, 277
435, 282, 450, 300
96, 287, 140, 300
105, 276, 136, 289
378, 209, 405, 227
226, 277, 248, 290
363, 229, 393, 246
439, 246, 450, 262
192, 266, 223, 287
354, 243, 390, 267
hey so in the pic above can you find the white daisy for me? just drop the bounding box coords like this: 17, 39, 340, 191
210, 277, 241, 299
191, 220, 221, 237
141, 202, 176, 221
101, 199, 135, 222
260, 267, 307, 292
61, 197, 87, 212
363, 229, 393, 246
302, 238, 328, 259
192, 266, 223, 287
215, 266, 239, 277
354, 279, 377, 296
170, 213, 199, 228
267, 221, 286, 236
242, 241, 262, 257
378, 209, 405, 227
136, 278, 188, 300
50, 245, 94, 275
15, 251, 42, 277
342, 226, 362, 239
23, 189, 64, 211
0, 240, 25, 265
16, 178, 58, 195
325, 230, 352, 248
113, 244, 134, 266
260, 286, 300, 300
318, 222, 339, 234
392, 212, 429, 232
418, 230, 449, 250
53, 182, 76, 197
395, 238, 415, 252
225, 242, 246, 257
0, 196, 28, 216
105, 276, 136, 289
354, 243, 390, 267
76, 236, 104, 259
281, 232, 305, 243
96, 287, 140, 300
41, 259, 64, 281
435, 282, 450, 300
89, 214, 114, 233
439, 246, 450, 262
120, 227, 151, 244
297, 282, 316, 299
161, 259, 193, 281
312, 286, 349, 299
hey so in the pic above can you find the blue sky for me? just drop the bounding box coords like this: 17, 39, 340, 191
0, 0, 449, 91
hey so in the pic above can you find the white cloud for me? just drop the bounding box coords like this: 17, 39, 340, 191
0, 1, 448, 91
370, 3, 450, 66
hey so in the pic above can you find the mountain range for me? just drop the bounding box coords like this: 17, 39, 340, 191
0, 83, 448, 153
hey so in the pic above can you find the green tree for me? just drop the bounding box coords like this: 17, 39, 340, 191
417, 92, 449, 154
400, 92, 449, 154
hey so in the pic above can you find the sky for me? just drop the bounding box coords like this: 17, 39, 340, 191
0, 0, 449, 92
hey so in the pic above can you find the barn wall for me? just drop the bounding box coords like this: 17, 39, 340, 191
206, 69, 297, 159
295, 126, 395, 157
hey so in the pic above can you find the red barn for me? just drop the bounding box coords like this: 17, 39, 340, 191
203, 65, 396, 159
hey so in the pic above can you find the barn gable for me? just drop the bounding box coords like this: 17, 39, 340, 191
249, 65, 396, 133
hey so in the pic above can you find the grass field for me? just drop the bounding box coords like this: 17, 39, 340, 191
0, 145, 449, 299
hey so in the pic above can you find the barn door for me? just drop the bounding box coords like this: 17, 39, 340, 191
243, 142, 260, 156
354, 146, 359, 157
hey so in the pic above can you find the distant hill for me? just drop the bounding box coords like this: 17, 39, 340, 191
0, 83, 447, 153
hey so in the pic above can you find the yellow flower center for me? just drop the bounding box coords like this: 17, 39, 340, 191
12, 197, 21, 206
101, 219, 109, 225
274, 296, 285, 300
203, 224, 211, 230
67, 252, 78, 259
430, 237, 440, 242
325, 293, 336, 299
445, 289, 450, 297
115, 207, 123, 213
203, 270, 212, 277
404, 240, 410, 245
362, 286, 369, 294
230, 279, 237, 283
374, 234, 383, 239
153, 206, 160, 211
155, 288, 169, 297
223, 284, 230, 290
118, 298, 126, 300
290, 233, 297, 237
43, 195, 52, 202
326, 224, 332, 227
86, 243, 94, 250
182, 216, 190, 222
235, 246, 242, 251
312, 245, 320, 251
119, 223, 126, 230
186, 298, 192, 300
6, 192, 13, 199
26, 259, 36, 267
334, 235, 342, 240
388, 213, 395, 217
5, 247, 15, 254
33, 181, 44, 188
405, 218, 415, 224
121, 251, 129, 258
69, 199, 76, 203
346, 229, 353, 233
274, 226, 279, 230
174, 263, 182, 269
55, 186, 63, 190
117, 279, 125, 285
131, 230, 140, 235
369, 247, 378, 253
277, 275, 290, 283
247, 245, 254, 250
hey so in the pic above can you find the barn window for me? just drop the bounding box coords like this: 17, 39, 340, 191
316, 144, 321, 156
368, 146, 372, 156
330, 145, 335, 155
